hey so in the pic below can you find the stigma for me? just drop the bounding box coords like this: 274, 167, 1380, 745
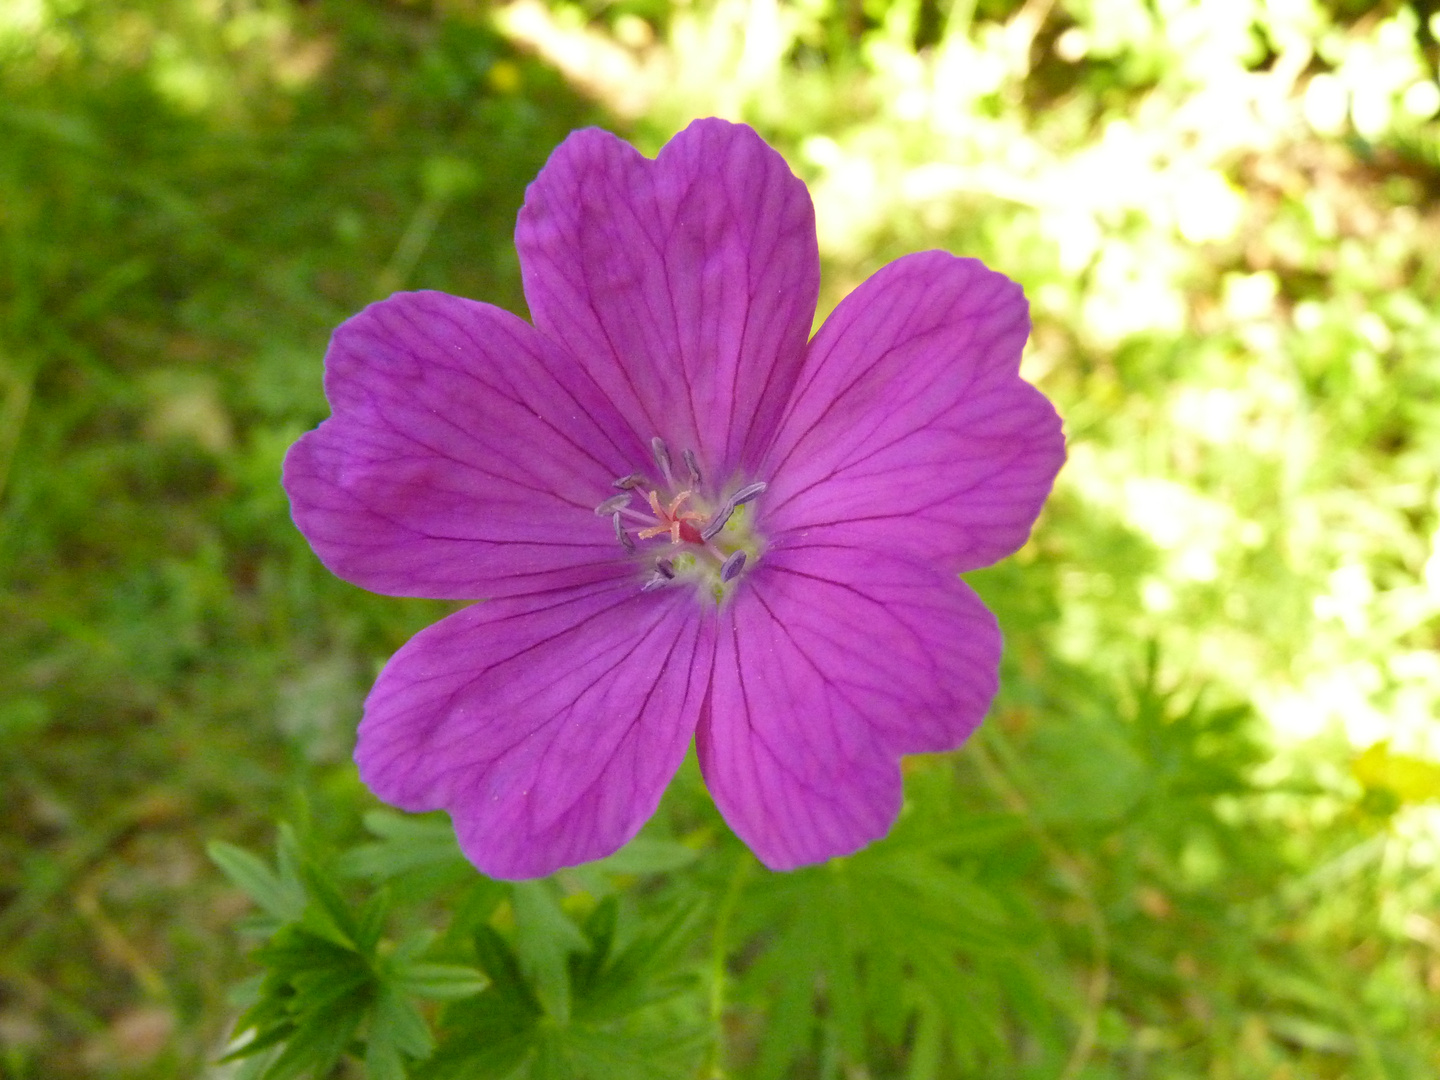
636, 490, 705, 545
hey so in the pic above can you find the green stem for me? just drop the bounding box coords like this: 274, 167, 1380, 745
704, 852, 752, 1079
0, 357, 33, 508
972, 727, 1110, 1080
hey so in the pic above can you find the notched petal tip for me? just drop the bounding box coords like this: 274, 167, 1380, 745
761, 250, 1064, 572
516, 116, 821, 484
698, 549, 1000, 870
283, 291, 636, 600
355, 582, 714, 880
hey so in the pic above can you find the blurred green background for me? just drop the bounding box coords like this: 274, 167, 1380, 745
2, 0, 1440, 1077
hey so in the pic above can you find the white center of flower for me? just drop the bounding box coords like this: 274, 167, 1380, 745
594, 437, 765, 599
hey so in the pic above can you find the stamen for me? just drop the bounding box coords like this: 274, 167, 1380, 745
683, 448, 702, 486
613, 473, 648, 490
651, 437, 673, 485
730, 481, 767, 506
641, 573, 670, 592
700, 480, 768, 541
700, 508, 732, 542
719, 550, 747, 583
655, 558, 675, 579
613, 512, 634, 552
595, 493, 632, 516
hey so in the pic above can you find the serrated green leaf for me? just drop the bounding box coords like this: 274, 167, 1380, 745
589, 837, 698, 876
571, 896, 618, 990
227, 971, 266, 1010
392, 928, 439, 966
232, 1046, 281, 1080
220, 1022, 294, 1064
473, 925, 541, 1012
208, 840, 307, 923
512, 882, 587, 1025
418, 934, 540, 1080
393, 962, 489, 1000
340, 810, 472, 883
261, 995, 365, 1080
365, 1038, 408, 1080
298, 859, 363, 950
368, 983, 434, 1074
355, 887, 392, 954
559, 1025, 709, 1080
573, 900, 700, 1023
906, 997, 942, 1080
751, 927, 818, 1080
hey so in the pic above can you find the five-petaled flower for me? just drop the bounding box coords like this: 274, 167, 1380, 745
283, 119, 1065, 880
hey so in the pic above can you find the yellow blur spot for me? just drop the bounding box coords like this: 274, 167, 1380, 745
488, 59, 522, 94
1355, 742, 1440, 804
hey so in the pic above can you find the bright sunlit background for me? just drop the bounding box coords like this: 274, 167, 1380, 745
2, 0, 1439, 1077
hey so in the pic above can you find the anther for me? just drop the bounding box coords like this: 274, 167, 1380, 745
613, 512, 635, 552
655, 558, 675, 579
700, 509, 732, 542
730, 481, 767, 506
641, 573, 670, 592
651, 437, 673, 484
595, 493, 632, 516
719, 551, 747, 583
613, 473, 647, 490
683, 448, 702, 486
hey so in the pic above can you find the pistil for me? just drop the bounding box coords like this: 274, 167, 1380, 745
636, 491, 705, 544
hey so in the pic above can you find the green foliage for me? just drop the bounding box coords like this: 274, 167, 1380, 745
4, 0, 1440, 1077
209, 826, 487, 1080
208, 819, 705, 1080
201, 659, 1408, 1080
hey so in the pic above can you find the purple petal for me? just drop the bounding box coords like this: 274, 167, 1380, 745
283, 291, 639, 599
697, 547, 1001, 870
758, 252, 1065, 572
516, 118, 820, 485
355, 580, 713, 879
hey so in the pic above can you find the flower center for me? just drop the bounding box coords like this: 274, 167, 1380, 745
593, 437, 766, 598
636, 490, 706, 545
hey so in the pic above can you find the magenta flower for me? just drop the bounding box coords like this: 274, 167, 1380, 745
283, 119, 1064, 879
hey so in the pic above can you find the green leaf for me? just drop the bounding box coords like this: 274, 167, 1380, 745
355, 887, 392, 954
261, 995, 365, 1080
298, 859, 365, 950
570, 896, 618, 991
393, 962, 489, 1001
232, 1047, 281, 1080
574, 900, 701, 1022
416, 928, 541, 1080
557, 1025, 709, 1080
368, 983, 434, 1079
589, 837, 698, 876
512, 881, 587, 1025
208, 840, 307, 923
472, 924, 541, 1012
751, 925, 819, 1080
1025, 714, 1150, 826
340, 810, 472, 884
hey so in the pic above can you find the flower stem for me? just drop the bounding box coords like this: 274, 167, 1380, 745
971, 727, 1110, 1080
704, 851, 752, 1079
